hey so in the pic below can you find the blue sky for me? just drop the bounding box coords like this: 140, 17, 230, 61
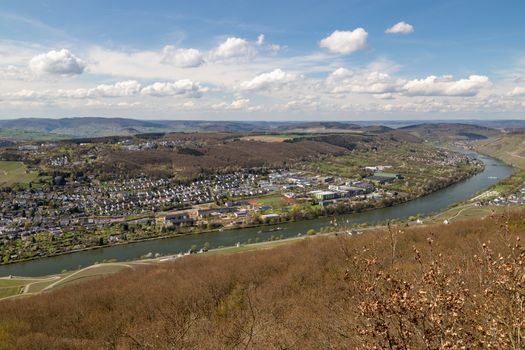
1, 0, 525, 120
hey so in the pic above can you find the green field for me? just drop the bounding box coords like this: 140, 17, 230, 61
0, 264, 137, 300
0, 278, 38, 288
248, 194, 296, 209
0, 286, 22, 298
241, 134, 313, 142
0, 160, 38, 187
45, 264, 132, 290
0, 128, 71, 141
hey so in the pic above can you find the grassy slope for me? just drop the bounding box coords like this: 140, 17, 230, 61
400, 123, 501, 142
0, 287, 21, 299
0, 209, 523, 349
476, 133, 525, 169
0, 161, 38, 187
475, 133, 525, 194
0, 128, 71, 141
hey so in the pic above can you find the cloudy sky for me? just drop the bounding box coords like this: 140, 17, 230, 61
1, 0, 525, 120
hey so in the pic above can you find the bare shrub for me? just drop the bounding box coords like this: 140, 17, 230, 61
0, 210, 523, 349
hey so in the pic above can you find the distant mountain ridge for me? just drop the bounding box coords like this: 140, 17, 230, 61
399, 122, 501, 141
0, 117, 514, 140
0, 118, 371, 139
0, 118, 167, 138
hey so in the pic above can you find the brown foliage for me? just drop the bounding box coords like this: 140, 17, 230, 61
100, 138, 346, 179
1, 210, 524, 349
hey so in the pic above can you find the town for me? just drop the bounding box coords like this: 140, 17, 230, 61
0, 132, 485, 264
1, 2, 524, 347
488, 186, 525, 206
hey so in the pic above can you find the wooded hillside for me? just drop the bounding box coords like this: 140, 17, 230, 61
1, 209, 524, 349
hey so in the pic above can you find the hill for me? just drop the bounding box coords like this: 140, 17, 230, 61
69, 130, 424, 179
278, 121, 363, 132
0, 118, 171, 138
99, 136, 348, 178
0, 118, 300, 140
0, 118, 513, 141
400, 122, 501, 142
0, 210, 523, 349
474, 132, 525, 194
476, 131, 525, 169
159, 120, 286, 133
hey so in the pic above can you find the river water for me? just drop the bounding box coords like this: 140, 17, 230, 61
0, 152, 513, 277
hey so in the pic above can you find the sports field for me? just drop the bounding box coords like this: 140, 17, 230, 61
247, 194, 296, 208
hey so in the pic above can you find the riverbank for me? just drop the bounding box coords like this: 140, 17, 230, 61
3, 204, 523, 349
0, 201, 518, 301
0, 159, 484, 267
0, 151, 512, 278
454, 144, 525, 196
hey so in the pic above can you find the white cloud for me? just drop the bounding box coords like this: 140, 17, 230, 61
182, 100, 196, 109
326, 67, 353, 84
239, 68, 297, 91
1, 36, 512, 119
6, 80, 141, 100
269, 44, 281, 53
256, 34, 265, 46
140, 79, 207, 98
327, 68, 404, 95
78, 43, 332, 88
211, 97, 263, 112
403, 75, 491, 96
209, 37, 254, 60
385, 21, 414, 34
325, 68, 492, 99
284, 97, 321, 111
5, 79, 207, 100
508, 86, 525, 96
373, 93, 395, 100
29, 49, 86, 75
161, 45, 204, 68
319, 28, 368, 55
87, 80, 142, 98
51, 80, 142, 99
8, 89, 43, 100
329, 67, 354, 79
0, 65, 30, 80
229, 98, 250, 109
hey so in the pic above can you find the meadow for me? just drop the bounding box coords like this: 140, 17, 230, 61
0, 161, 38, 187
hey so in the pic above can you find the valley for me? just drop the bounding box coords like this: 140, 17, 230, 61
0, 125, 487, 266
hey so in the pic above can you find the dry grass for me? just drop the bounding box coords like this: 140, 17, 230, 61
0, 209, 524, 349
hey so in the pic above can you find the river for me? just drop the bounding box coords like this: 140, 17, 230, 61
0, 151, 513, 277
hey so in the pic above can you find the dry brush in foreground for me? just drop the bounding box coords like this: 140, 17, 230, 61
0, 210, 524, 349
